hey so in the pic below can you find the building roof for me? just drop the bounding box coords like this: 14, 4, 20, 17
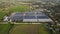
37, 16, 49, 19
24, 15, 36, 19
9, 12, 52, 22
10, 12, 23, 20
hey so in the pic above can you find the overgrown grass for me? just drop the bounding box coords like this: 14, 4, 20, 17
8, 5, 31, 13
39, 24, 49, 34
0, 23, 12, 34
0, 11, 9, 21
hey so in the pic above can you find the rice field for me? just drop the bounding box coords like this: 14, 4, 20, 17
9, 24, 49, 34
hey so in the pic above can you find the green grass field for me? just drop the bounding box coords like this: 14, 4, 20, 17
0, 23, 12, 34
8, 5, 31, 13
9, 24, 49, 34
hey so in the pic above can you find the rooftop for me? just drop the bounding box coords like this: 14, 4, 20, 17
9, 12, 52, 22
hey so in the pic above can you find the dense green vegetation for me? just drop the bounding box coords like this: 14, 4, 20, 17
39, 24, 49, 34
0, 23, 12, 34
0, 11, 9, 21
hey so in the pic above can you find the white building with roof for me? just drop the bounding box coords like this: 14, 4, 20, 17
9, 12, 53, 22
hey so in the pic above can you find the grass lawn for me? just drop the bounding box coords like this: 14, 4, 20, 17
8, 5, 31, 13
9, 24, 50, 34
0, 23, 12, 34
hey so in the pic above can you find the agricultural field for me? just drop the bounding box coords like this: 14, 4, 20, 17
9, 24, 49, 34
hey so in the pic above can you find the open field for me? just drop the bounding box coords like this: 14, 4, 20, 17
8, 5, 31, 13
9, 24, 49, 34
